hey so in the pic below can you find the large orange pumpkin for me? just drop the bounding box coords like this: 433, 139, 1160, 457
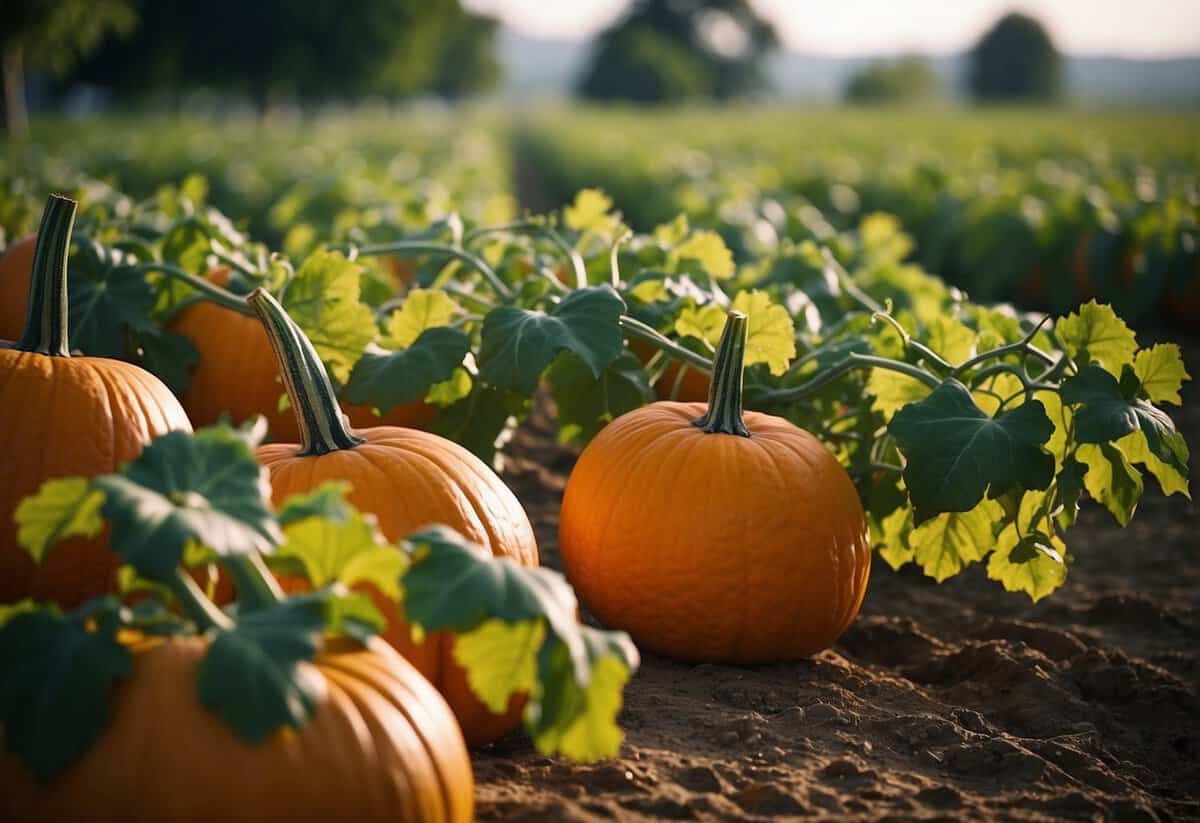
248, 288, 539, 746
169, 268, 436, 441
560, 311, 871, 662
0, 233, 35, 340
0, 195, 192, 608
0, 633, 473, 823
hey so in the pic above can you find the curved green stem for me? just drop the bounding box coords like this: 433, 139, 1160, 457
618, 314, 714, 373
952, 315, 1055, 376
16, 194, 77, 356
168, 569, 235, 632
133, 262, 254, 316
822, 248, 884, 314
610, 229, 632, 288
248, 288, 364, 456
465, 220, 588, 289
871, 310, 955, 373
224, 554, 284, 611
346, 241, 513, 300
755, 353, 941, 406
693, 312, 750, 437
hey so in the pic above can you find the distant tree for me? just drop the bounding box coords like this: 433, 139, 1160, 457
968, 12, 1061, 102
1, 0, 137, 136
67, 0, 500, 112
844, 56, 938, 104
577, 0, 778, 103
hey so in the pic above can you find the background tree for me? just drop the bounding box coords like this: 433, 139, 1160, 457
844, 56, 939, 104
968, 12, 1062, 102
576, 0, 778, 104
1, 0, 136, 136
67, 0, 500, 113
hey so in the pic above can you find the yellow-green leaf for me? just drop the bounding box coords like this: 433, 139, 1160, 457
1133, 343, 1188, 406
674, 304, 726, 348
426, 367, 473, 407
731, 290, 796, 376
670, 230, 734, 279
909, 499, 1001, 582
653, 213, 689, 246
1119, 430, 1190, 499
557, 654, 631, 761
973, 373, 1025, 417
15, 478, 105, 563
278, 510, 405, 601
284, 250, 378, 382
382, 288, 461, 350
564, 189, 614, 233
868, 369, 932, 420
877, 507, 914, 570
1057, 301, 1137, 376
1077, 442, 1143, 526
925, 315, 976, 366
987, 522, 1067, 602
452, 619, 544, 714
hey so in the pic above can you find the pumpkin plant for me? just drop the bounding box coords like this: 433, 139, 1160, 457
561, 312, 871, 661
9, 421, 639, 777
0, 195, 191, 608
248, 286, 540, 745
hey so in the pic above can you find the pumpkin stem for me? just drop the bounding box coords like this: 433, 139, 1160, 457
692, 311, 750, 437
247, 287, 365, 455
16, 194, 77, 356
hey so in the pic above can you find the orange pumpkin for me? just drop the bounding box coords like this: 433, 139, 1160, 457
0, 233, 35, 340
631, 338, 711, 402
169, 268, 436, 441
0, 633, 473, 823
0, 195, 192, 608
248, 288, 539, 746
560, 311, 870, 662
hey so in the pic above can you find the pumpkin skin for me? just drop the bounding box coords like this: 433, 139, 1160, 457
0, 634, 473, 823
248, 287, 538, 747
169, 268, 436, 441
0, 234, 35, 340
559, 313, 870, 663
259, 427, 537, 746
0, 197, 192, 608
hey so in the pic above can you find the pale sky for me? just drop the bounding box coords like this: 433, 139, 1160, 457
463, 0, 1200, 57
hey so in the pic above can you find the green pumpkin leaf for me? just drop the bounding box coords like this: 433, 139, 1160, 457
1132, 343, 1188, 405
924, 315, 976, 366
867, 369, 932, 421
1118, 430, 1190, 498
1061, 365, 1188, 476
380, 288, 461, 349
15, 477, 105, 564
426, 367, 473, 407
342, 327, 470, 415
282, 249, 377, 382
0, 599, 42, 628
890, 380, 1054, 522
277, 505, 406, 602
1077, 442, 1143, 526
987, 528, 1067, 602
431, 383, 524, 466
731, 290, 797, 376
0, 600, 132, 782
674, 304, 726, 348
876, 507, 914, 570
93, 427, 281, 581
909, 499, 1002, 582
564, 189, 615, 233
549, 350, 653, 446
134, 328, 200, 394
478, 286, 627, 394
1056, 301, 1137, 376
400, 527, 639, 761
453, 618, 545, 714
669, 230, 734, 279
69, 263, 155, 358
277, 482, 354, 527
197, 594, 327, 744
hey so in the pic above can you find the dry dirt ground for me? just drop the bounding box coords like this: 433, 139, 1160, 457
476, 340, 1199, 822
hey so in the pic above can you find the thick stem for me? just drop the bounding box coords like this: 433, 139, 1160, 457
247, 288, 364, 456
16, 195, 77, 356
169, 569, 235, 632
752, 353, 941, 407
692, 311, 750, 437
224, 554, 284, 611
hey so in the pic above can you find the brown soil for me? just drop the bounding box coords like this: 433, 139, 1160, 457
479, 341, 1199, 822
